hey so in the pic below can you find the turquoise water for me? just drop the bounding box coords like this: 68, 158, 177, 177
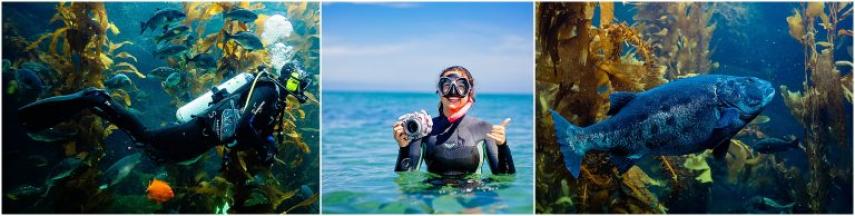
322, 92, 533, 214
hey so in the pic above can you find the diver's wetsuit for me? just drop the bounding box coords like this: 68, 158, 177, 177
17, 74, 288, 164
395, 115, 515, 176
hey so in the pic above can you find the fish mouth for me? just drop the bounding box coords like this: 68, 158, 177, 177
762, 86, 775, 103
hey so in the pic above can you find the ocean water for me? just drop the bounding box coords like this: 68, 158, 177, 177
322, 92, 534, 214
2, 2, 319, 213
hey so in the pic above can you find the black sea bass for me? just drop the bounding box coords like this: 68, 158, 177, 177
551, 75, 775, 177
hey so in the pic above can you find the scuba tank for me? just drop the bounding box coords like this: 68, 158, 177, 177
176, 72, 255, 123
175, 63, 311, 123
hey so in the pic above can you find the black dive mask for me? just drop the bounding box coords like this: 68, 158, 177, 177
280, 63, 311, 103
437, 74, 471, 98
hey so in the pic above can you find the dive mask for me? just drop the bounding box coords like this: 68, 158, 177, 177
437, 74, 471, 98
282, 63, 311, 103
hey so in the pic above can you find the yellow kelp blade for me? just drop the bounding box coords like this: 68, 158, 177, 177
285, 193, 318, 213
115, 69, 146, 79
108, 41, 134, 54
107, 22, 120, 35
26, 33, 51, 51
114, 51, 138, 63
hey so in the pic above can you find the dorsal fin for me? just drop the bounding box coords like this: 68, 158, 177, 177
607, 92, 635, 115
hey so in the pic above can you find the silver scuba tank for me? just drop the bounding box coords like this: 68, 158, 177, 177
175, 72, 255, 123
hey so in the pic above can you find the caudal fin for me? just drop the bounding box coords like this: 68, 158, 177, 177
550, 110, 586, 178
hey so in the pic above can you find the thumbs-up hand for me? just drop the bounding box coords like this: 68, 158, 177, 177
487, 118, 511, 145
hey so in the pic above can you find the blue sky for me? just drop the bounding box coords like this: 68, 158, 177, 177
322, 2, 533, 94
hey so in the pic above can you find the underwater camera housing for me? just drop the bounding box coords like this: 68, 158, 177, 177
398, 110, 433, 141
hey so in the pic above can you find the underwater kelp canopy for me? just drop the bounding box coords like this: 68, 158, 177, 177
536, 2, 669, 213
12, 2, 143, 211
634, 2, 719, 79
154, 2, 319, 213
780, 2, 852, 213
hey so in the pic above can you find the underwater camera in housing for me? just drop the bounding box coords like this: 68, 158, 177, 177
398, 110, 433, 140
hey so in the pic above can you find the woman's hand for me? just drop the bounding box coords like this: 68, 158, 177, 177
487, 118, 511, 145
392, 121, 409, 148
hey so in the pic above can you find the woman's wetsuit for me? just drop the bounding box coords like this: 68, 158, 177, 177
395, 114, 515, 176
17, 74, 289, 164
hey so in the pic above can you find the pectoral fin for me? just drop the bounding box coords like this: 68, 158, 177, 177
716, 108, 742, 128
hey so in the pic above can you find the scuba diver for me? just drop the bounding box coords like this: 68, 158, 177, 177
392, 66, 516, 177
16, 62, 312, 166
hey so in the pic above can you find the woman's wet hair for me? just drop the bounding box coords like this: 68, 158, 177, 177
438, 66, 475, 114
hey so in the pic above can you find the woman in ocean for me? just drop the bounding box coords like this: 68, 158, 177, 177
392, 66, 516, 176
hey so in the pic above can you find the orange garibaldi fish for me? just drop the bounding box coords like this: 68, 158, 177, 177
146, 178, 174, 204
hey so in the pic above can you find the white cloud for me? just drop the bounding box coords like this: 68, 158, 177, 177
323, 31, 533, 93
